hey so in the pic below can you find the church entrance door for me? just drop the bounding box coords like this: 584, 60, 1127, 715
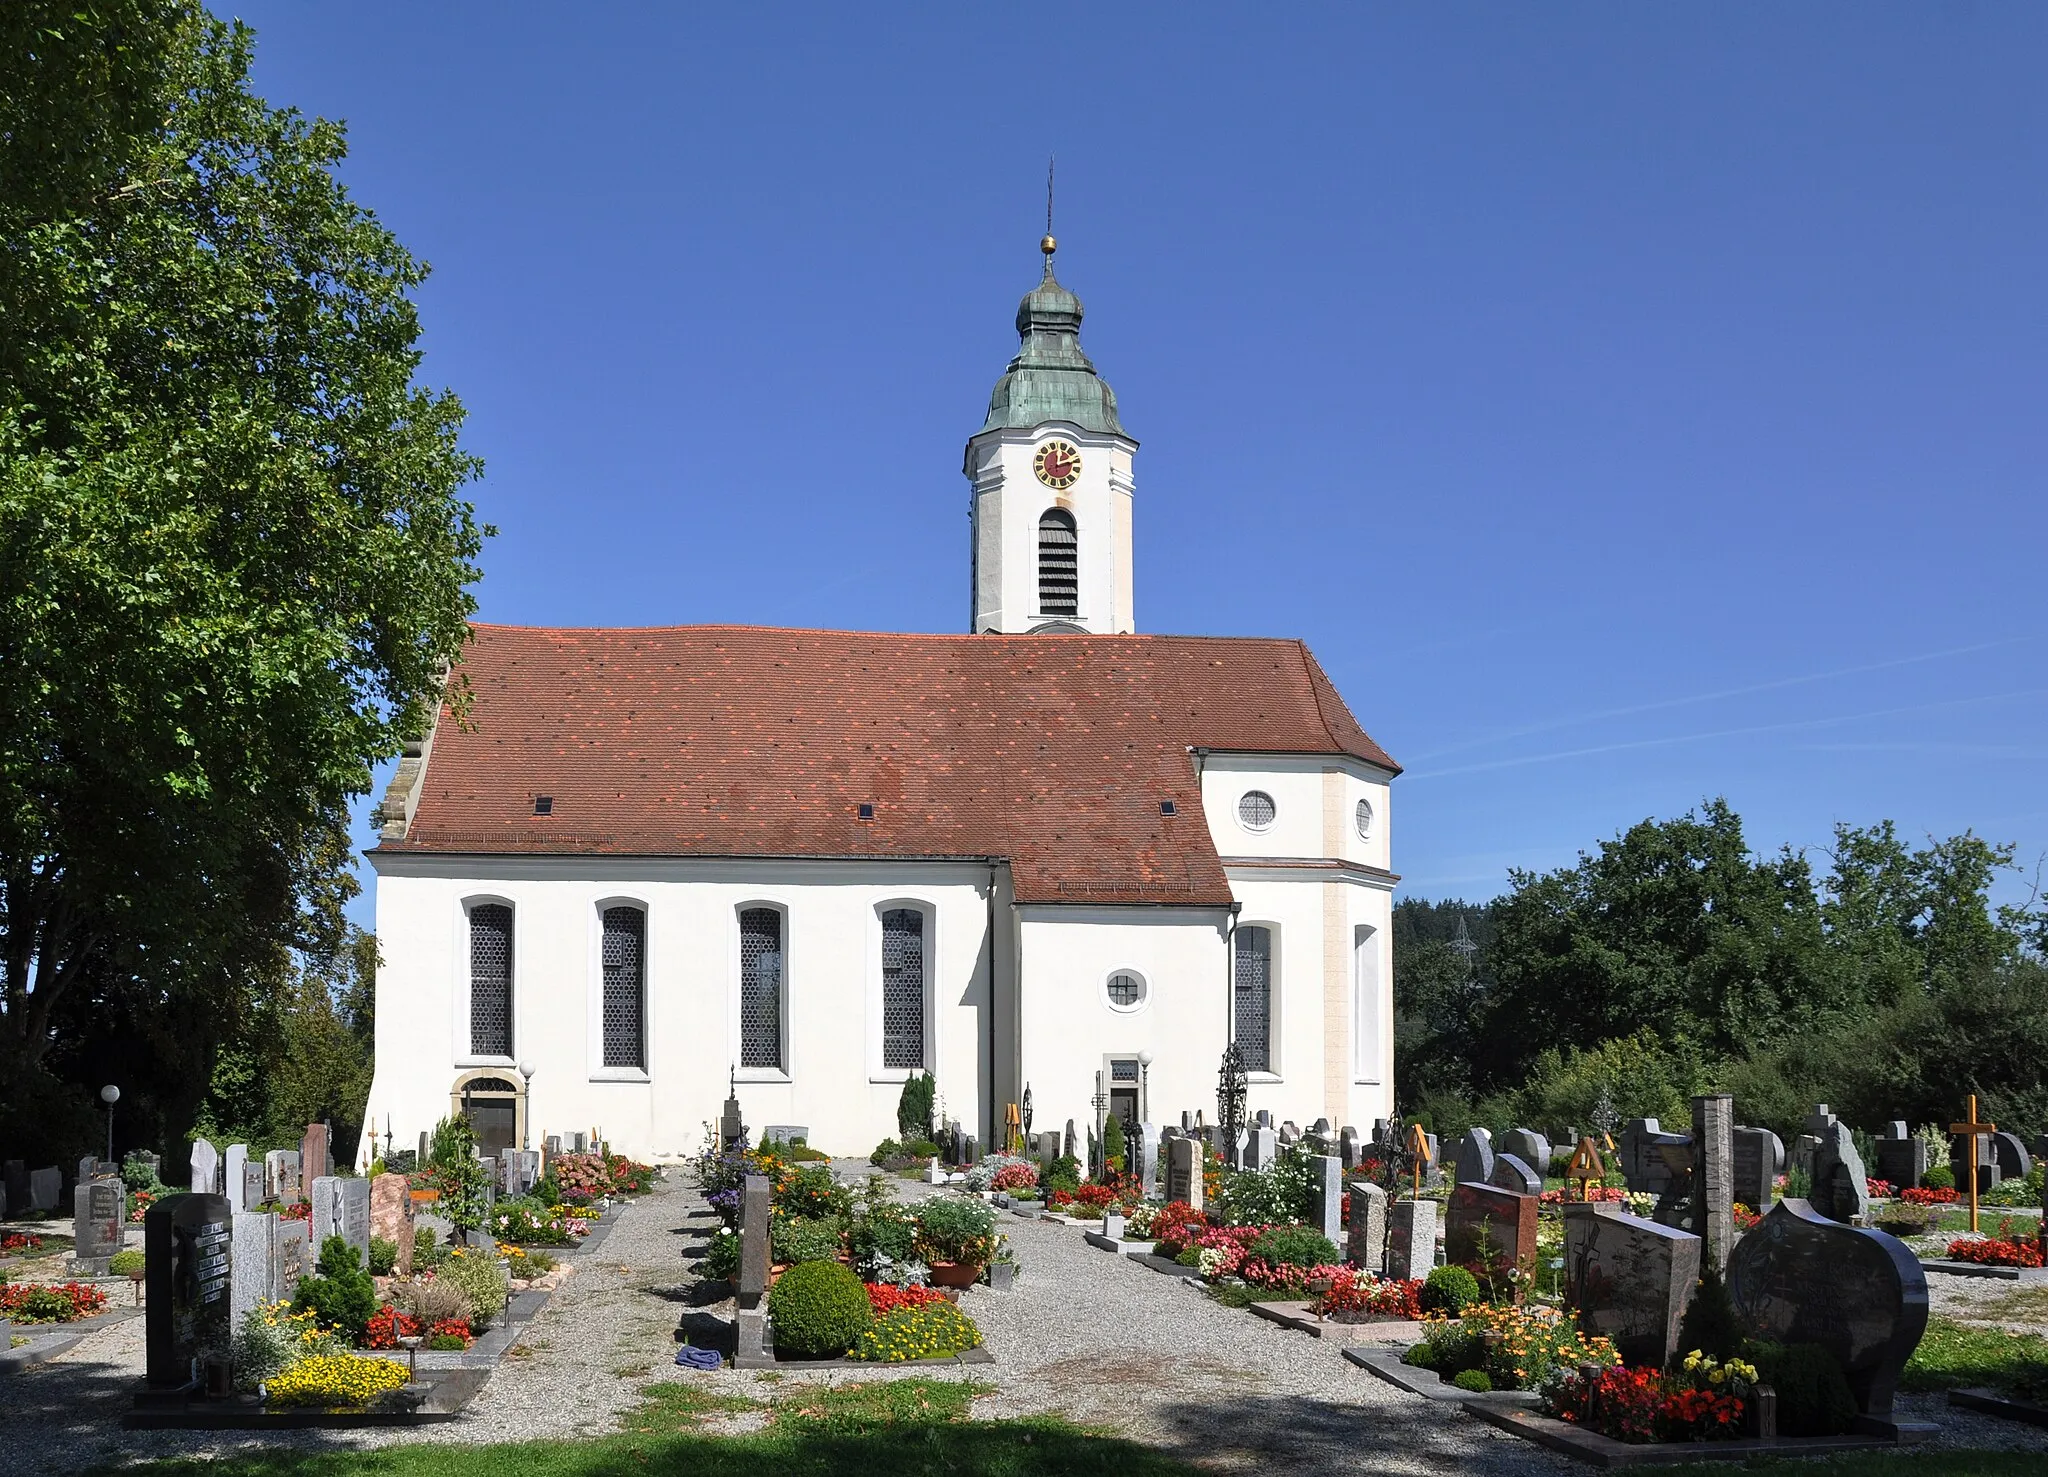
456, 1075, 520, 1156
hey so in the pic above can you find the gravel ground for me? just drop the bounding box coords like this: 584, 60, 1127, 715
8, 1166, 2048, 1474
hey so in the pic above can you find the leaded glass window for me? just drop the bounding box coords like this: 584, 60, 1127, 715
601, 906, 645, 1070
1038, 509, 1078, 616
469, 903, 513, 1057
881, 908, 925, 1070
740, 907, 783, 1070
1233, 924, 1273, 1073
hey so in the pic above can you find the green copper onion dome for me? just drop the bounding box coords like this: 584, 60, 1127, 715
980, 250, 1128, 438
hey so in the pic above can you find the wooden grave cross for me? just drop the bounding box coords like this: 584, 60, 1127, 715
1405, 1121, 1433, 1200
1566, 1136, 1604, 1201
1004, 1102, 1022, 1154
1949, 1094, 1995, 1234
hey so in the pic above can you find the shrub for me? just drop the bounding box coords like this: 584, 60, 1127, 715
109, 1249, 147, 1279
847, 1204, 917, 1273
1217, 1146, 1322, 1226
1102, 1114, 1126, 1176
367, 1236, 398, 1276
896, 1072, 935, 1143
1044, 1154, 1082, 1195
854, 1299, 981, 1362
550, 1153, 615, 1205
912, 1198, 997, 1267
774, 1165, 848, 1221
903, 1138, 942, 1160
490, 1197, 581, 1246
392, 1275, 470, 1325
292, 1236, 377, 1343
263, 1353, 409, 1408
411, 1226, 448, 1271
772, 1215, 844, 1265
870, 1138, 903, 1166
438, 1248, 510, 1329
989, 1162, 1039, 1192
1248, 1225, 1340, 1269
417, 1117, 491, 1231
1747, 1341, 1855, 1437
233, 1300, 346, 1391
702, 1228, 742, 1282
505, 1247, 556, 1280
1672, 1260, 1743, 1363
1421, 1265, 1480, 1315
1452, 1368, 1494, 1393
767, 1259, 871, 1358
1923, 1164, 1955, 1191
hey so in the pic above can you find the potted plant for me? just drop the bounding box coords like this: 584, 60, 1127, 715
913, 1199, 997, 1289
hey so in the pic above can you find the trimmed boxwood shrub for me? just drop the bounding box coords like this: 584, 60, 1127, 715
292, 1235, 378, 1343
1749, 1341, 1856, 1437
1248, 1225, 1339, 1269
768, 1259, 872, 1358
1420, 1265, 1480, 1315
1923, 1164, 1955, 1191
1451, 1368, 1493, 1392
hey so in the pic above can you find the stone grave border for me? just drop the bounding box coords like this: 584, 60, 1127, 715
1343, 1345, 1540, 1407
1455, 1402, 1919, 1468
1247, 1302, 1422, 1344
1916, 1259, 2048, 1284
1947, 1388, 2048, 1431
732, 1342, 997, 1372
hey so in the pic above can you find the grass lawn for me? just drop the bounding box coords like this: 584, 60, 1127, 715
96, 1378, 1198, 1477
1900, 1316, 2048, 1397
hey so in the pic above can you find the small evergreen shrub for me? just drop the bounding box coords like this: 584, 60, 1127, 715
870, 1138, 904, 1165
1748, 1341, 1856, 1436
411, 1226, 448, 1271
1044, 1154, 1082, 1195
903, 1138, 942, 1160
1402, 1342, 1439, 1369
1421, 1265, 1481, 1315
1248, 1225, 1340, 1269
367, 1236, 399, 1276
1103, 1114, 1127, 1176
109, 1250, 147, 1279
767, 1259, 872, 1358
1923, 1164, 1955, 1191
1672, 1260, 1743, 1363
772, 1215, 844, 1265
1451, 1368, 1494, 1392
291, 1235, 377, 1343
896, 1072, 936, 1142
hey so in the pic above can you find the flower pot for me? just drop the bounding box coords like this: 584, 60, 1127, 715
988, 1263, 1018, 1292
928, 1260, 981, 1289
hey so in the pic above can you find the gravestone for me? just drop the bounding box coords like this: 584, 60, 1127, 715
1504, 1129, 1551, 1174
145, 1192, 233, 1388
1064, 1119, 1078, 1159
544, 1133, 563, 1155
28, 1165, 61, 1211
79, 1155, 119, 1183
1166, 1136, 1204, 1212
1691, 1094, 1735, 1273
1489, 1153, 1542, 1196
310, 1176, 372, 1260
230, 1208, 310, 1326
762, 1124, 809, 1146
1135, 1123, 1161, 1198
1564, 1204, 1701, 1369
1037, 1130, 1062, 1169
1619, 1119, 1688, 1196
571, 1131, 588, 1153
1446, 1182, 1540, 1281
1423, 1133, 1443, 1188
72, 1178, 127, 1275
5, 1160, 27, 1209
1256, 1109, 1273, 1130
300, 1123, 330, 1184
370, 1173, 415, 1275
241, 1161, 266, 1212
1385, 1197, 1438, 1281
1246, 1126, 1278, 1171
1339, 1126, 1360, 1168
1278, 1121, 1301, 1147
1875, 1125, 1927, 1195
736, 1172, 772, 1363
1315, 1155, 1344, 1246
1732, 1126, 1784, 1213
1812, 1122, 1871, 1224
963, 1135, 979, 1165
224, 1145, 249, 1209
1728, 1199, 1929, 1431
1455, 1128, 1494, 1187
1180, 1110, 1196, 1133
1990, 1132, 2031, 1183
1347, 1181, 1388, 1271
189, 1138, 220, 1196
1310, 1116, 1333, 1138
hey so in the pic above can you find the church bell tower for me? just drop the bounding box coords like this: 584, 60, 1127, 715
965, 233, 1137, 634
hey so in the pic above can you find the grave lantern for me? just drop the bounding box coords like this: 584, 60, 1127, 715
99, 1084, 120, 1165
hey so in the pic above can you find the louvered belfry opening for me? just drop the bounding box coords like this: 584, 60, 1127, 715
1037, 508, 1078, 615
1233, 925, 1273, 1073
601, 906, 646, 1069
469, 904, 513, 1057
881, 908, 925, 1069
739, 907, 784, 1069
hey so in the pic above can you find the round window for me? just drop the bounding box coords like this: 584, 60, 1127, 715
1355, 798, 1374, 840
1237, 790, 1277, 833
1105, 970, 1147, 1011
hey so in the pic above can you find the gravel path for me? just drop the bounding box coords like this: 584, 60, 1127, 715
9, 1167, 2048, 1474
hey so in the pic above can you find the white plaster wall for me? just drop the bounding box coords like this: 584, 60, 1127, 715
1200, 753, 1393, 868
362, 857, 994, 1165
966, 426, 1136, 634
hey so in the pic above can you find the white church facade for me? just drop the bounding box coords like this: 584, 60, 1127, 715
360, 240, 1401, 1164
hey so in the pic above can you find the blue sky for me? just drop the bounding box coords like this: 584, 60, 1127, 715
228, 4, 2048, 925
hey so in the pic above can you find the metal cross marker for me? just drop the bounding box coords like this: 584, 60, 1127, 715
1405, 1121, 1433, 1201
1949, 1094, 1996, 1234
1566, 1137, 1604, 1202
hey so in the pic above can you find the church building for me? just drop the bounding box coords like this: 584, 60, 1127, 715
360, 237, 1401, 1164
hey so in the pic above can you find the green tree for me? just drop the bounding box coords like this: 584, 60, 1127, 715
0, 4, 480, 1155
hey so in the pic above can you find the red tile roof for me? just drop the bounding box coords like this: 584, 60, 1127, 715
381, 625, 1398, 905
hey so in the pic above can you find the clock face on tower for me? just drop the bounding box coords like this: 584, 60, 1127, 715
1033, 439, 1082, 489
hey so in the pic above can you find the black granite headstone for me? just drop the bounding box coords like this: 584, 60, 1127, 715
1728, 1199, 1928, 1430
144, 1192, 233, 1388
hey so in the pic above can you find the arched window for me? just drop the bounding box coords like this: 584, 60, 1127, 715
601, 906, 646, 1070
881, 908, 926, 1069
1233, 924, 1273, 1073
469, 903, 513, 1057
1037, 508, 1078, 616
739, 907, 784, 1070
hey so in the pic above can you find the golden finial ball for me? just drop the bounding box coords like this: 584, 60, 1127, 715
1041, 234, 1057, 255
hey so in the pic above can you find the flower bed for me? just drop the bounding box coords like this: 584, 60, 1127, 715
989, 1163, 1039, 1193
263, 1352, 410, 1408
1537, 1186, 1629, 1207
1904, 1186, 1961, 1205
1945, 1226, 2047, 1269
1313, 1272, 1423, 1321
865, 1282, 951, 1317
1148, 1201, 1209, 1255
852, 1300, 982, 1362
1402, 1303, 1617, 1392
490, 1198, 589, 1245
1, 1232, 44, 1254
1866, 1178, 1895, 1199
0, 1280, 110, 1323
1542, 1352, 1755, 1442
1047, 1183, 1119, 1212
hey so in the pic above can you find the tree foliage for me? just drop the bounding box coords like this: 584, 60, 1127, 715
0, 2, 481, 1160
1397, 799, 2048, 1140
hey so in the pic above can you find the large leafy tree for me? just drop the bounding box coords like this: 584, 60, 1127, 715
0, 3, 482, 1156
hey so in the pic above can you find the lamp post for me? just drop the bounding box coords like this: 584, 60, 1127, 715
518, 1060, 535, 1151
1137, 1052, 1153, 1125
99, 1084, 120, 1166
